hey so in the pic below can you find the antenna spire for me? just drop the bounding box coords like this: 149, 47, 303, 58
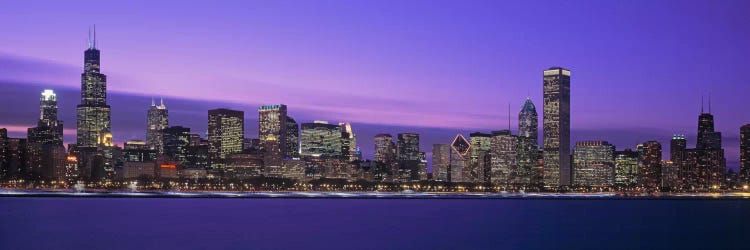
508, 102, 511, 131
708, 92, 712, 113
88, 26, 92, 48
701, 95, 704, 114
160, 97, 164, 107
151, 97, 155, 106
93, 24, 97, 49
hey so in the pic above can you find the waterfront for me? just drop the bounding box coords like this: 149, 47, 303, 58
1, 197, 749, 249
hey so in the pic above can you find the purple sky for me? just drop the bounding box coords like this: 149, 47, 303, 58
1, 0, 749, 170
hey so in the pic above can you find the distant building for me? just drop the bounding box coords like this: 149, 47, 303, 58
614, 150, 638, 187
76, 28, 111, 149
661, 161, 680, 189
449, 134, 471, 183
146, 98, 168, 153
224, 154, 263, 179
340, 123, 357, 161
515, 136, 538, 186
285, 116, 300, 158
300, 121, 342, 158
162, 126, 191, 164
121, 161, 155, 179
28, 89, 64, 146
374, 134, 396, 164
469, 132, 492, 183
490, 130, 516, 185
397, 133, 420, 181
639, 141, 662, 189
258, 104, 287, 158
572, 141, 615, 187
431, 144, 450, 182
208, 109, 244, 169
543, 67, 571, 187
741, 124, 750, 182
518, 98, 538, 145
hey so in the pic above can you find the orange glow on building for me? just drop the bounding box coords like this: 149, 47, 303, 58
66, 155, 78, 162
160, 164, 177, 169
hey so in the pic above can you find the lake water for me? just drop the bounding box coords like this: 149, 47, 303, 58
1, 198, 748, 249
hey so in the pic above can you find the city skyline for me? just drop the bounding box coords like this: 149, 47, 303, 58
1, 1, 750, 171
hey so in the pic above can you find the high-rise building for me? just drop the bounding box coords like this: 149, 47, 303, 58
397, 133, 420, 181
258, 105, 287, 158
285, 116, 300, 158
207, 109, 244, 169
515, 136, 538, 186
28, 89, 64, 145
469, 132, 492, 183
431, 144, 450, 182
639, 141, 662, 189
572, 141, 615, 187
542, 67, 571, 187
374, 134, 396, 164
340, 123, 357, 161
300, 121, 342, 157
76, 27, 111, 149
518, 98, 538, 145
741, 124, 750, 182
680, 105, 726, 189
147, 98, 168, 154
449, 134, 471, 183
614, 149, 639, 187
490, 130, 516, 185
162, 126, 191, 164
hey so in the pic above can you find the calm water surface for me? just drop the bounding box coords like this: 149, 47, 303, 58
1, 198, 748, 249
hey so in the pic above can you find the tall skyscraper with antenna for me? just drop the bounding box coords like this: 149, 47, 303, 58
147, 98, 168, 154
76, 26, 111, 149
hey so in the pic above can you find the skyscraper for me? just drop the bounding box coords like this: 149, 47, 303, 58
572, 141, 615, 187
741, 124, 750, 182
340, 122, 357, 162
490, 130, 516, 185
162, 126, 191, 164
639, 141, 662, 190
208, 109, 244, 169
397, 133, 420, 181
431, 144, 450, 181
258, 105, 287, 158
518, 97, 538, 145
670, 135, 686, 164
285, 116, 300, 158
147, 98, 168, 154
614, 149, 639, 187
543, 67, 571, 187
374, 134, 396, 164
28, 89, 64, 145
300, 121, 342, 157
450, 134, 471, 183
76, 27, 111, 149
469, 132, 492, 183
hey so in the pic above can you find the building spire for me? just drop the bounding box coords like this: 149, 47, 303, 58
93, 24, 97, 49
708, 92, 712, 113
160, 97, 164, 107
701, 95, 704, 114
508, 102, 511, 131
88, 26, 92, 49
151, 97, 155, 106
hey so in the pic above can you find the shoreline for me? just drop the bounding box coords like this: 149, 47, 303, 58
2, 189, 749, 200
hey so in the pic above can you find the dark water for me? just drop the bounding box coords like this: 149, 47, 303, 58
1, 198, 748, 250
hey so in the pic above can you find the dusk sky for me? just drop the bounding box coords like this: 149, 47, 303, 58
1, 0, 749, 169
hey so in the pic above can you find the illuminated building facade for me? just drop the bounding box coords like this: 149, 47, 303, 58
741, 124, 750, 182
543, 67, 571, 187
258, 104, 287, 158
397, 133, 420, 181
469, 132, 492, 183
614, 150, 638, 187
490, 130, 516, 185
208, 109, 245, 169
28, 90, 64, 145
518, 98, 538, 145
639, 141, 662, 189
300, 121, 342, 158
147, 98, 168, 154
162, 126, 191, 164
572, 141, 615, 187
450, 134, 471, 183
76, 27, 111, 149
431, 144, 450, 181
516, 136, 538, 185
374, 134, 396, 164
285, 116, 300, 158
340, 123, 357, 161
